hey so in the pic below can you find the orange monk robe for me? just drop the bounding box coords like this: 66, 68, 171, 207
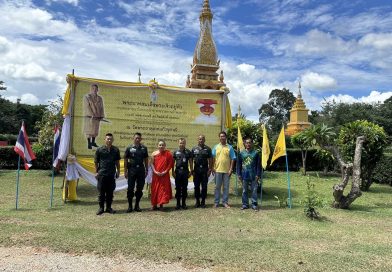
151, 150, 174, 206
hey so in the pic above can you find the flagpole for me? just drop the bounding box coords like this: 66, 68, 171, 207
50, 166, 55, 208
285, 154, 292, 208
234, 105, 242, 197
259, 168, 263, 207
50, 124, 57, 208
16, 155, 21, 210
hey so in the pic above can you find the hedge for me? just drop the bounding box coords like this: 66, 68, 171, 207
0, 134, 38, 146
1, 146, 330, 172
265, 148, 326, 172
372, 154, 392, 186
0, 145, 53, 170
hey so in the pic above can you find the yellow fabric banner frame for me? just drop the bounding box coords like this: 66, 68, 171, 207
62, 74, 232, 161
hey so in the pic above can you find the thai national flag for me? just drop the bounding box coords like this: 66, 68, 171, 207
52, 125, 61, 168
14, 122, 36, 170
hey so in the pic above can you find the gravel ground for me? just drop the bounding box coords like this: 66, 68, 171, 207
0, 247, 210, 272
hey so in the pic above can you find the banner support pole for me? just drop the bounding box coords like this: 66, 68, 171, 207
285, 154, 292, 208
15, 156, 21, 210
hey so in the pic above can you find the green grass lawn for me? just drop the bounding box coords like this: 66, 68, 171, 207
0, 170, 391, 271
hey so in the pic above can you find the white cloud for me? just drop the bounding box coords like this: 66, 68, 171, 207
0, 3, 77, 37
45, 0, 79, 6
301, 72, 337, 91
0, 63, 62, 82
292, 29, 354, 55
359, 33, 392, 50
237, 63, 256, 74
21, 93, 40, 105
0, 0, 391, 126
326, 11, 392, 38
118, 1, 168, 15
5, 93, 40, 105
324, 91, 392, 105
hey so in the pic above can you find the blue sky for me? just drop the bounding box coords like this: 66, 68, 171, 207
0, 0, 391, 121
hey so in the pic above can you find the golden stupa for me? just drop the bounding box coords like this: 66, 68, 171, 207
186, 0, 226, 90
286, 82, 311, 136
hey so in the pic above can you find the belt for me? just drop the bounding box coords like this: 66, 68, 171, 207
129, 164, 142, 168
196, 164, 207, 168
176, 166, 188, 170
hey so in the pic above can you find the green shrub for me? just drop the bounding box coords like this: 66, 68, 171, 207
338, 120, 388, 191
372, 155, 392, 186
303, 177, 322, 220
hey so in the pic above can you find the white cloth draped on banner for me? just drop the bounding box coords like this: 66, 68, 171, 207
65, 159, 214, 191
56, 115, 71, 163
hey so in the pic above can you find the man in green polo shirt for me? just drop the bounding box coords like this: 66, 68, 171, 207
94, 133, 121, 215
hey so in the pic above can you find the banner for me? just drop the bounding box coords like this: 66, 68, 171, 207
70, 79, 226, 156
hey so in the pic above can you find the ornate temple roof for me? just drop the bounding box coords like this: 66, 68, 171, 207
291, 82, 308, 110
193, 0, 218, 66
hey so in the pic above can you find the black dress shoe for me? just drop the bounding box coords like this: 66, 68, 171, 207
106, 208, 116, 214
134, 206, 142, 212
96, 208, 104, 215
175, 205, 181, 210
126, 207, 133, 213
182, 205, 188, 210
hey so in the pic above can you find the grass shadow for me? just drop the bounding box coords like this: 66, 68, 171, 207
308, 172, 341, 178
349, 203, 392, 212
261, 186, 300, 199
66, 198, 129, 207
364, 185, 392, 194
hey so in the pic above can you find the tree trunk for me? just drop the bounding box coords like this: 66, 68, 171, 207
331, 136, 365, 209
323, 165, 328, 175
302, 150, 307, 176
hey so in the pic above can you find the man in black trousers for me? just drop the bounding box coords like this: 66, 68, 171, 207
191, 135, 212, 208
124, 132, 149, 212
94, 133, 120, 215
172, 138, 193, 210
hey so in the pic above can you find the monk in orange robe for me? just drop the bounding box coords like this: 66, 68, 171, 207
150, 140, 174, 210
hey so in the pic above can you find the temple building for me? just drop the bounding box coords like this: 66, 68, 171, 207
286, 82, 311, 136
186, 0, 226, 90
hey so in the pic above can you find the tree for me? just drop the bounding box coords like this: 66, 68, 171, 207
338, 120, 387, 191
313, 149, 335, 175
373, 96, 392, 138
0, 81, 6, 91
258, 88, 296, 137
291, 131, 312, 175
312, 99, 392, 140
311, 123, 386, 208
227, 118, 262, 151
0, 96, 18, 134
309, 124, 362, 208
0, 83, 46, 135
35, 96, 64, 147
314, 101, 375, 129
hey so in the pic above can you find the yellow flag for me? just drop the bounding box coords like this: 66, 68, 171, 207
270, 126, 286, 165
261, 125, 270, 169
237, 124, 245, 151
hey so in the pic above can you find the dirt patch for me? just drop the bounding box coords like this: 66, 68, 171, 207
0, 246, 210, 272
